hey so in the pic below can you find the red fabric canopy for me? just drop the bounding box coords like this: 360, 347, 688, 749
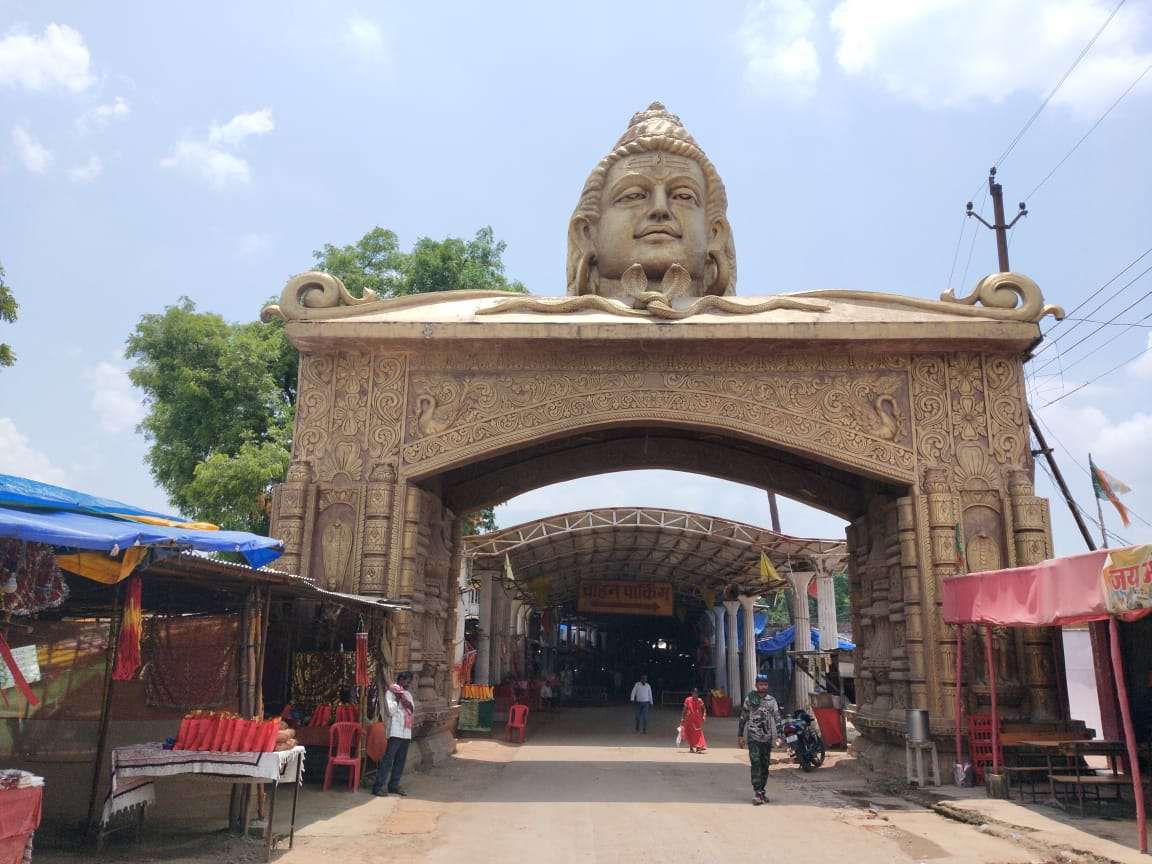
943, 548, 1127, 626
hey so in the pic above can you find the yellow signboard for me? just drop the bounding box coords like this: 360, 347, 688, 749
1101, 545, 1152, 614
577, 581, 674, 617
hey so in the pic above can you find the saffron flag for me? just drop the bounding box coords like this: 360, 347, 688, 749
1090, 455, 1132, 528
759, 552, 778, 583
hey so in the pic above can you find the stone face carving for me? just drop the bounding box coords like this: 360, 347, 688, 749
567, 102, 736, 300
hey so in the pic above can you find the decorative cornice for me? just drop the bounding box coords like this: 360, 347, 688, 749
797, 272, 1064, 324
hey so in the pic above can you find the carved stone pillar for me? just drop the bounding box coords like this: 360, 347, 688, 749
475, 570, 493, 685
924, 468, 961, 727
787, 571, 815, 709
897, 495, 928, 713
712, 606, 728, 695
723, 600, 740, 701
1008, 469, 1063, 721
814, 561, 838, 654
739, 595, 757, 698
269, 462, 313, 576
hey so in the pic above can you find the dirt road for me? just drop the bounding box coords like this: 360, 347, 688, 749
274, 705, 1042, 864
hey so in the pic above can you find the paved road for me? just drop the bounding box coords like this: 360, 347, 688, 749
277, 704, 1040, 864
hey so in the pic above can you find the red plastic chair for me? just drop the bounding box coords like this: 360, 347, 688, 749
967, 713, 1001, 784
506, 704, 529, 743
322, 722, 363, 791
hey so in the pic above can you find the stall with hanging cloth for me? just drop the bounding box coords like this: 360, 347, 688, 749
756, 626, 855, 654
942, 544, 1152, 853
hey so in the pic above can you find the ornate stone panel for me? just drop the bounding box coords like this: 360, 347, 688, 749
402, 362, 917, 483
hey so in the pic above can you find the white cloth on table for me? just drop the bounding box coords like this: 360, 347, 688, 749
102, 744, 305, 824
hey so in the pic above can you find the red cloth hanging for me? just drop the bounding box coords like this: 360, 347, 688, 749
354, 631, 369, 687
112, 574, 143, 681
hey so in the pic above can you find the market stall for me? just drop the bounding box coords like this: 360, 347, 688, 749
943, 544, 1152, 853
0, 473, 403, 851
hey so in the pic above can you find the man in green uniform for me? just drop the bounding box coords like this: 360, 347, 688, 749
737, 674, 783, 805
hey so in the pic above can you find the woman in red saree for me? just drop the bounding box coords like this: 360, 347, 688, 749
681, 688, 707, 753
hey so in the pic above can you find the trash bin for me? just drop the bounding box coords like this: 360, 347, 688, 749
905, 708, 930, 743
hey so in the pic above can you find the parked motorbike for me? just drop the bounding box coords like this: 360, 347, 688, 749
780, 710, 826, 771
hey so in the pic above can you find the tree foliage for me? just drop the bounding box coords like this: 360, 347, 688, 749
0, 263, 17, 369
127, 227, 521, 534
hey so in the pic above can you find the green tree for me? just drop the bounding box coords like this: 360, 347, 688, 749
0, 264, 17, 368
128, 227, 522, 534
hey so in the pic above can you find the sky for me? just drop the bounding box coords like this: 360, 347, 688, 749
1, 0, 1150, 554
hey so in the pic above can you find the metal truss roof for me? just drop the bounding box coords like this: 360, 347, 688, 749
464, 507, 847, 608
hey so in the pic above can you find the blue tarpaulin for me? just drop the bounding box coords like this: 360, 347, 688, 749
0, 473, 179, 520
0, 475, 284, 568
756, 625, 855, 653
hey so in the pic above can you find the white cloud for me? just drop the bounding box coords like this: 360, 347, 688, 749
161, 109, 275, 190
236, 232, 273, 258
208, 108, 275, 147
829, 0, 1152, 112
0, 418, 71, 486
161, 140, 251, 188
11, 124, 53, 173
739, 0, 821, 101
0, 22, 94, 93
67, 155, 102, 182
1131, 332, 1152, 379
78, 96, 130, 133
83, 361, 146, 434
343, 16, 388, 65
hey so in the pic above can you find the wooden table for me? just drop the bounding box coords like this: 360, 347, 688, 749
1008, 740, 1143, 814
101, 744, 304, 860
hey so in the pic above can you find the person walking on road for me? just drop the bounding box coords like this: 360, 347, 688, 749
630, 674, 653, 733
737, 674, 782, 805
681, 687, 708, 753
372, 671, 416, 797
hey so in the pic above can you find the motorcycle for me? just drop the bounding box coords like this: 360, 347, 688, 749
780, 709, 826, 771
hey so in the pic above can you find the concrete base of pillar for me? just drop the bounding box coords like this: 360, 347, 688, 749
414, 725, 458, 770
411, 707, 460, 769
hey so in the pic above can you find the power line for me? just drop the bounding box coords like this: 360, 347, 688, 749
1036, 246, 1152, 344
1038, 341, 1152, 407
1031, 281, 1152, 375
1034, 414, 1152, 531
1055, 308, 1152, 378
959, 187, 989, 289
1024, 57, 1152, 202
1064, 317, 1152, 327
1035, 459, 1134, 546
945, 211, 971, 292
993, 0, 1129, 169
1032, 263, 1152, 373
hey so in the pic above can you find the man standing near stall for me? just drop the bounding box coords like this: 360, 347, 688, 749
737, 674, 782, 805
372, 671, 416, 797
630, 673, 653, 733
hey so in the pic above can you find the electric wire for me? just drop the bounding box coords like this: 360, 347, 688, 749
959, 187, 990, 290
1035, 459, 1134, 547
1031, 282, 1152, 375
1034, 413, 1152, 531
946, 211, 971, 292
1035, 246, 1152, 347
1024, 57, 1152, 202
1038, 341, 1152, 408
993, 0, 1129, 169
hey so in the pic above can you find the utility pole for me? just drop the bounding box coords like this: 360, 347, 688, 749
767, 491, 781, 533
967, 167, 1027, 273
968, 167, 1119, 738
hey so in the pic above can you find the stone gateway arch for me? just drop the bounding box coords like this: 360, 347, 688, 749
265, 103, 1067, 768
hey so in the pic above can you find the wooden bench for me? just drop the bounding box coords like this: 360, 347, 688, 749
1049, 773, 1141, 815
